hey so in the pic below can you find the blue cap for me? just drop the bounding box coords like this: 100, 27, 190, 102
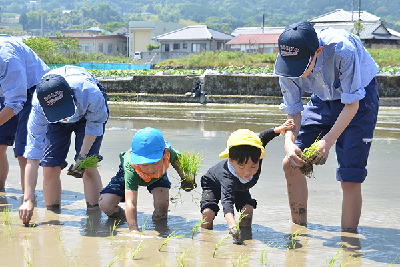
36, 74, 75, 123
131, 127, 171, 164
274, 22, 319, 77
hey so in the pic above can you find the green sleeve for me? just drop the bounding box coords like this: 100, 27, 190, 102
121, 150, 139, 191
169, 147, 180, 163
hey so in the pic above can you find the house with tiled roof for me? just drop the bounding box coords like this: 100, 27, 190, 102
230, 9, 399, 52
149, 25, 233, 62
308, 9, 400, 49
226, 33, 281, 54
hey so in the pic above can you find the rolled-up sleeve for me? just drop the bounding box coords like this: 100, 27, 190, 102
0, 58, 28, 115
338, 52, 366, 104
279, 77, 304, 115
83, 81, 108, 136
23, 95, 48, 159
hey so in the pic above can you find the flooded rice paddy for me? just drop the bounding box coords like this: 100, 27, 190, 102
1, 102, 399, 266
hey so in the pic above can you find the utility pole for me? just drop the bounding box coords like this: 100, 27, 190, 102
40, 0, 43, 37
81, 10, 83, 36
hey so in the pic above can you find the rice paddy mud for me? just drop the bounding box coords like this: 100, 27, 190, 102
1, 103, 399, 266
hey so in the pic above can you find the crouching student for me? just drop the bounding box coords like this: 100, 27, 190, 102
99, 127, 186, 232
200, 120, 294, 238
19, 65, 108, 225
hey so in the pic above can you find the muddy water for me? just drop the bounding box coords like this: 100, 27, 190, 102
1, 103, 399, 267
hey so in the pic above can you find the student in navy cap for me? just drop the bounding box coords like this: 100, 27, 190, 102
19, 65, 108, 225
274, 21, 379, 231
99, 127, 187, 232
0, 35, 49, 190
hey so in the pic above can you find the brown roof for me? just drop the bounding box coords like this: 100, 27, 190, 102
226, 33, 281, 45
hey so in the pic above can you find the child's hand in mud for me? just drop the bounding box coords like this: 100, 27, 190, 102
229, 226, 240, 239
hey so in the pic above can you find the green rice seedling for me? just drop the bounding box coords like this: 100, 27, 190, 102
213, 233, 232, 258
158, 230, 183, 251
109, 219, 121, 244
322, 246, 359, 267
260, 241, 277, 265
236, 208, 248, 233
286, 228, 302, 250
191, 215, 207, 239
108, 248, 129, 266
390, 254, 398, 266
132, 241, 147, 260
23, 248, 35, 267
141, 216, 149, 235
177, 150, 204, 191
2, 205, 14, 225
300, 133, 322, 178
175, 246, 193, 266
232, 253, 250, 267
77, 155, 101, 170
2, 206, 15, 236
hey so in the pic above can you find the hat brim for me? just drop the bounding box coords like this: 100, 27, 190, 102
219, 146, 265, 159
274, 54, 311, 78
43, 98, 76, 123
131, 141, 171, 165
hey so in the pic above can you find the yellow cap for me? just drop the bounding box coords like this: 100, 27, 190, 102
219, 129, 265, 159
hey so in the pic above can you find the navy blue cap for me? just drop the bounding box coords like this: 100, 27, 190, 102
36, 74, 75, 123
274, 22, 319, 77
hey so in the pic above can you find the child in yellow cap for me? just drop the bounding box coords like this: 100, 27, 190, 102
200, 120, 294, 238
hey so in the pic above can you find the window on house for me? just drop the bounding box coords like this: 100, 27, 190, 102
99, 43, 103, 53
183, 43, 187, 49
108, 44, 113, 53
164, 44, 169, 52
192, 43, 206, 52
173, 43, 180, 50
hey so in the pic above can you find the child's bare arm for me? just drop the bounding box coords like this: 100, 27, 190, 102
171, 159, 185, 180
274, 119, 295, 135
125, 189, 139, 231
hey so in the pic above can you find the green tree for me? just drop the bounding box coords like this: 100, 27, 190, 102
19, 12, 28, 30
101, 22, 126, 32
56, 33, 81, 53
351, 21, 365, 36
22, 36, 58, 60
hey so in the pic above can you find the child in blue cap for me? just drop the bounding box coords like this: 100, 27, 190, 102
274, 21, 379, 231
0, 35, 49, 190
99, 127, 186, 232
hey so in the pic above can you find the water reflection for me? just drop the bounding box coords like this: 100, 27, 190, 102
0, 103, 399, 266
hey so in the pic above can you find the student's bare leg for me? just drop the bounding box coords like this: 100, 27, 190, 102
151, 187, 169, 220
341, 181, 362, 231
17, 156, 27, 192
201, 208, 215, 229
82, 168, 103, 210
239, 204, 253, 227
99, 193, 124, 217
282, 156, 308, 225
0, 145, 9, 189
43, 166, 62, 208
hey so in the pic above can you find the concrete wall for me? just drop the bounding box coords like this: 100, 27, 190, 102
98, 74, 400, 106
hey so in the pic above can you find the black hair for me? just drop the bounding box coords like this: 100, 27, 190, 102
229, 145, 261, 165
